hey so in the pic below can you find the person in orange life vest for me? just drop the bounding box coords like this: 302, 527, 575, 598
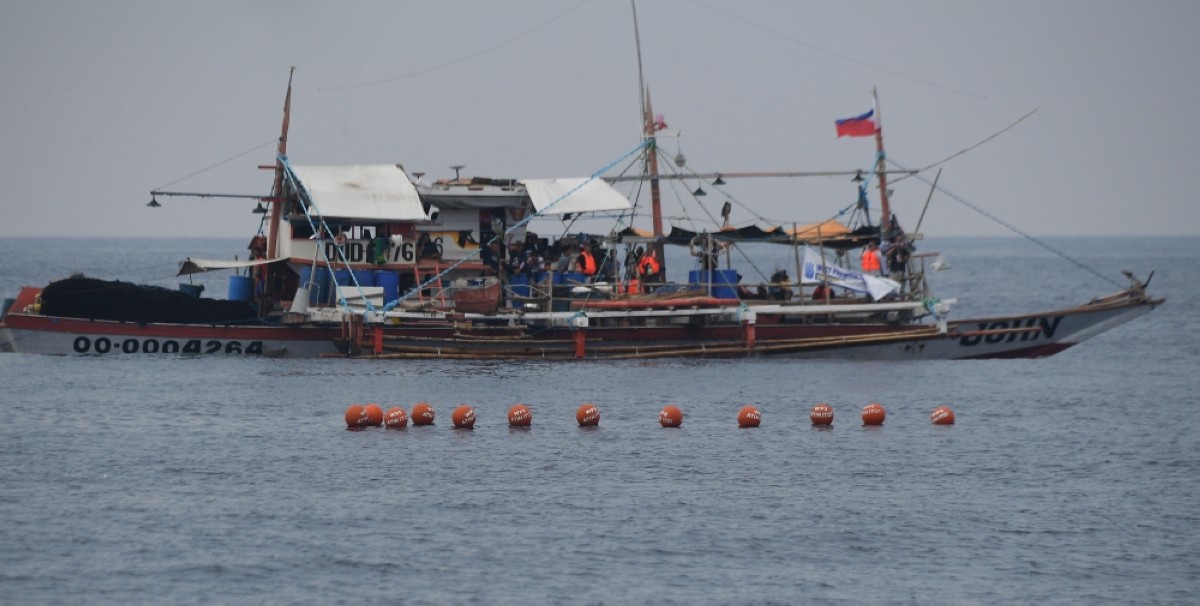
626, 276, 641, 294
639, 248, 662, 283
578, 245, 597, 277
860, 241, 882, 275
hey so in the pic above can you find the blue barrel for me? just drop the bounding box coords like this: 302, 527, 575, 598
510, 274, 530, 297
299, 267, 329, 304
318, 268, 335, 304
352, 269, 376, 287
375, 271, 400, 304
227, 275, 253, 302
333, 269, 352, 286
688, 269, 739, 299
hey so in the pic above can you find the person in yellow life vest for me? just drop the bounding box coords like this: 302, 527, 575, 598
639, 248, 662, 283
861, 241, 882, 275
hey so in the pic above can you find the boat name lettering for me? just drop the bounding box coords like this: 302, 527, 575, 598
324, 237, 441, 264
958, 315, 1063, 347
70, 336, 264, 355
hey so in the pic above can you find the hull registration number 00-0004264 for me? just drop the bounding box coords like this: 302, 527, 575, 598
71, 336, 264, 355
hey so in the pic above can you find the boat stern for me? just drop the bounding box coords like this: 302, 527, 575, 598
1, 287, 43, 353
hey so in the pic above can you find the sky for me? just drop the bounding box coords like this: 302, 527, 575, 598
2, 0, 1198, 239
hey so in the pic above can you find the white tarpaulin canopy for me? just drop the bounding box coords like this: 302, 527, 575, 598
519, 178, 632, 216
288, 165, 427, 221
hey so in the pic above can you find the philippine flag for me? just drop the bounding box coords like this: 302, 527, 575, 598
835, 108, 877, 138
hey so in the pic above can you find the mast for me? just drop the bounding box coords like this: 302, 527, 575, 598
644, 90, 664, 240
873, 86, 891, 232
632, 1, 666, 272
266, 66, 295, 262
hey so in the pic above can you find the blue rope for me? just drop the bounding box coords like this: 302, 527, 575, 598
279, 156, 376, 313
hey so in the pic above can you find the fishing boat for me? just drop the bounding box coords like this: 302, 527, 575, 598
0, 51, 1162, 359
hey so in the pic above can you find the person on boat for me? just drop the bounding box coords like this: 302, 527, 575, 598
597, 244, 617, 282
690, 234, 724, 272
525, 248, 544, 279
521, 234, 545, 279
767, 269, 792, 301
553, 245, 574, 274
416, 233, 441, 262
626, 275, 641, 295
506, 243, 528, 277
247, 235, 267, 260
639, 248, 662, 283
578, 242, 598, 278
861, 241, 882, 276
811, 282, 834, 301
625, 246, 644, 280
886, 235, 911, 281
481, 242, 501, 276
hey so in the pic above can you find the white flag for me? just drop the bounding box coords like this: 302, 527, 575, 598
801, 247, 899, 301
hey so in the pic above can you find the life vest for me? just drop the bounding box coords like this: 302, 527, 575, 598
626, 278, 640, 294
640, 251, 660, 275
581, 250, 597, 275
861, 248, 881, 272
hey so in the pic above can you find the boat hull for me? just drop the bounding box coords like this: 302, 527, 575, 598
0, 288, 1160, 360
0, 313, 339, 357
734, 295, 1159, 360
358, 293, 1159, 360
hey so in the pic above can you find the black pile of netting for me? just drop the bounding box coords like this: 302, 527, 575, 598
39, 276, 259, 325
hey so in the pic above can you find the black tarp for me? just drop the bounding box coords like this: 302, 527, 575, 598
39, 277, 259, 325
624, 224, 881, 251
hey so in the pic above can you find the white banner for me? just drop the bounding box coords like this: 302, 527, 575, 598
801, 247, 899, 301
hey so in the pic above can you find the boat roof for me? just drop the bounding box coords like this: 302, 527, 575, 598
286, 164, 428, 221
284, 164, 631, 219
520, 178, 632, 216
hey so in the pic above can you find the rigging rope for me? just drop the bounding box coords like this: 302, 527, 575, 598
887, 157, 1123, 288
152, 139, 277, 192
380, 138, 652, 314
689, 0, 986, 100
320, 0, 593, 92
280, 156, 379, 313
889, 109, 1039, 185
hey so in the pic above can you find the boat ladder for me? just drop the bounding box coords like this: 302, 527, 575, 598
413, 262, 448, 308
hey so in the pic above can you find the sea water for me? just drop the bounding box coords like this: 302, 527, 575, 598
0, 237, 1197, 604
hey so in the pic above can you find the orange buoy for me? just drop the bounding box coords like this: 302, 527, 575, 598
344, 404, 369, 428
737, 405, 761, 428
659, 405, 683, 428
363, 403, 384, 427
508, 404, 532, 427
862, 402, 886, 426
384, 406, 409, 429
931, 406, 956, 425
810, 403, 834, 426
576, 403, 600, 427
452, 405, 476, 429
411, 402, 436, 426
